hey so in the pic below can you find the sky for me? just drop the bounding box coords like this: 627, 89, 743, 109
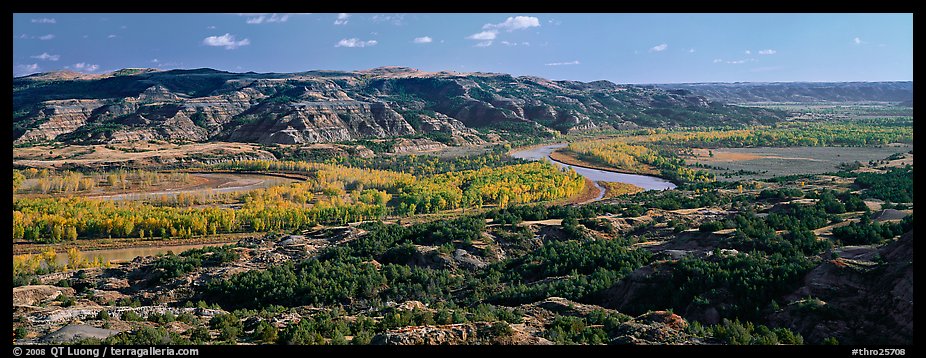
12, 13, 913, 84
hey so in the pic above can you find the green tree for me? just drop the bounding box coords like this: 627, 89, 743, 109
252, 321, 278, 343
188, 326, 211, 344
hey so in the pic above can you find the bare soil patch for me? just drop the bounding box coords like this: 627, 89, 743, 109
691, 148, 764, 162
12, 232, 256, 256
14, 142, 274, 169
568, 178, 603, 204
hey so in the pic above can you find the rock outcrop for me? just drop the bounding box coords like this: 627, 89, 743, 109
767, 231, 913, 344
40, 324, 121, 343
15, 99, 106, 143
611, 311, 699, 345
371, 323, 486, 345
517, 297, 702, 345
227, 100, 415, 145
13, 285, 76, 307
22, 305, 226, 326
597, 264, 675, 315
390, 138, 447, 153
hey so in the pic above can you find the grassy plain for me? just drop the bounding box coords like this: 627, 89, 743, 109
688, 145, 913, 181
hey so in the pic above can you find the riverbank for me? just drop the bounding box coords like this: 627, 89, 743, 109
567, 177, 604, 204
506, 142, 560, 156
598, 181, 645, 199
510, 143, 676, 193
549, 149, 662, 177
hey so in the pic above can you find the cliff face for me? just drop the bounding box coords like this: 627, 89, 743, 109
13, 67, 785, 146
15, 99, 106, 143
225, 100, 414, 144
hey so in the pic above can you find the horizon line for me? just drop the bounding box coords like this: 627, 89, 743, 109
14, 66, 914, 85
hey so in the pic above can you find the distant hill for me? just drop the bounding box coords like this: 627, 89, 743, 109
651, 82, 913, 104
13, 67, 785, 145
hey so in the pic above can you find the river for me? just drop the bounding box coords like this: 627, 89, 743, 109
87, 173, 298, 202
510, 143, 677, 200
32, 149, 673, 263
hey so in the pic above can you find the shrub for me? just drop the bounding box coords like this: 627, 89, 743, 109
699, 221, 725, 233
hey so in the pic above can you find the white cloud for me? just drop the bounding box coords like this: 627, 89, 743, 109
31, 18, 56, 24
545, 60, 580, 66
73, 62, 99, 72
467, 30, 497, 41
466, 16, 539, 47
464, 16, 540, 48
483, 16, 540, 32
30, 52, 60, 61
335, 38, 377, 48
151, 58, 159, 63
371, 14, 406, 25
334, 13, 350, 25
854, 37, 866, 45
413, 36, 432, 44
725, 58, 756, 64
712, 59, 723, 63
203, 33, 250, 49
207, 25, 216, 29
689, 48, 695, 53
246, 13, 291, 24
14, 63, 40, 76
649, 43, 668, 52
107, 34, 117, 39
758, 49, 776, 55
238, 13, 306, 24
38, 34, 55, 40
745, 50, 751, 55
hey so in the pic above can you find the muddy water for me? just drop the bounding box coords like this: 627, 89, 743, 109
510, 144, 677, 200
89, 173, 298, 202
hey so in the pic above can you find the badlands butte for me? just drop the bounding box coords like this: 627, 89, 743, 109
14, 66, 787, 147
12, 67, 913, 346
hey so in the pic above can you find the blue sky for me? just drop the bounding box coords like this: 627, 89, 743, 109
12, 13, 913, 83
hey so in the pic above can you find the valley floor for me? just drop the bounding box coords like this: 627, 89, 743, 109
11, 110, 914, 346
